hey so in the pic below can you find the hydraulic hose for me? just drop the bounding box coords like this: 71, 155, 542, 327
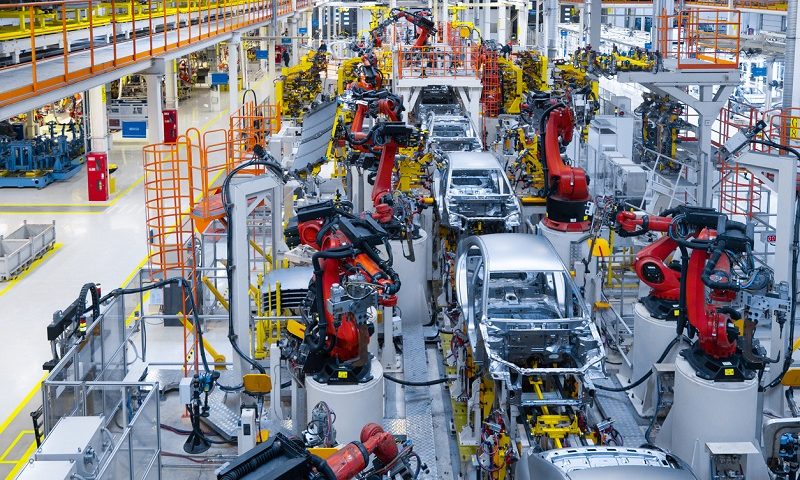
221, 154, 286, 375
596, 336, 683, 392
309, 247, 357, 352
384, 374, 451, 386
217, 440, 284, 480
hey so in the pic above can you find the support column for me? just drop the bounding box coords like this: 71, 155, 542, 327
442, 0, 450, 44
328, 7, 334, 41
589, 0, 601, 48
289, 15, 299, 64
517, 2, 529, 48
260, 26, 269, 71
145, 74, 163, 143
88, 85, 109, 153
765, 57, 775, 109
240, 39, 249, 90
165, 59, 178, 110
482, 6, 490, 41
543, 0, 557, 59
228, 33, 241, 114
783, 0, 799, 110
498, 5, 507, 42
306, 11, 313, 46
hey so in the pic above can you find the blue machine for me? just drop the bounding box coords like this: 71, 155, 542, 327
0, 121, 85, 188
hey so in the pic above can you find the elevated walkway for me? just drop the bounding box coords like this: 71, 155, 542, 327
0, 0, 309, 118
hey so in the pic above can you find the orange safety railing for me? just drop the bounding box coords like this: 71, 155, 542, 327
395, 45, 480, 79
230, 100, 280, 165
757, 108, 800, 155
655, 8, 740, 70
480, 48, 501, 117
719, 157, 765, 218
686, 0, 787, 9
712, 99, 762, 148
0, 0, 291, 108
277, 0, 291, 16
143, 137, 200, 374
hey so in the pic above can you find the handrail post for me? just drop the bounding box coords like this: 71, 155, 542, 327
29, 6, 37, 90
112, 0, 117, 66
62, 2, 68, 79
88, 0, 95, 71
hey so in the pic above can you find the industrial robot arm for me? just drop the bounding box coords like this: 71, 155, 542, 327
539, 103, 592, 231
283, 200, 400, 383
370, 8, 436, 48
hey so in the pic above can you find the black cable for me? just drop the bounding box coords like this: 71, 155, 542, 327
751, 140, 800, 390
645, 373, 662, 443
221, 154, 285, 375
99, 277, 212, 373
596, 336, 682, 392
384, 374, 451, 386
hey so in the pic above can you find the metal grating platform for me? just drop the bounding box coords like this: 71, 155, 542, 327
593, 377, 648, 447
400, 307, 439, 477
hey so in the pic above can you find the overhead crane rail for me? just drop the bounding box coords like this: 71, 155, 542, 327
0, 0, 301, 108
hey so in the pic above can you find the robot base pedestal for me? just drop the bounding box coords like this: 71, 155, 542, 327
306, 358, 385, 444
658, 356, 761, 480
538, 223, 589, 269
618, 302, 679, 417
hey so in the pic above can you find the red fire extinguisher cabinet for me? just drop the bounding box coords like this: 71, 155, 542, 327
87, 152, 109, 201
163, 109, 178, 143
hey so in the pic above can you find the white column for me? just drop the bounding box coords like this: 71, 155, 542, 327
145, 74, 163, 143
589, 0, 601, 48
229, 34, 241, 113
517, 3, 529, 48
289, 15, 299, 64
240, 40, 249, 90
498, 5, 507, 42
442, 0, 450, 43
483, 6, 490, 40
543, 0, 557, 59
88, 85, 109, 153
784, 0, 799, 110
165, 59, 178, 110
260, 26, 269, 71
306, 11, 313, 46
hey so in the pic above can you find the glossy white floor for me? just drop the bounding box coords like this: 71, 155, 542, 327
0, 68, 276, 427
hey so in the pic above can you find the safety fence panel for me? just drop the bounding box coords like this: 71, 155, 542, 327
395, 45, 480, 79
758, 108, 800, 155
656, 8, 740, 70
0, 0, 282, 108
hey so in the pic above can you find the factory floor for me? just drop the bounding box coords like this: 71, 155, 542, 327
0, 65, 276, 479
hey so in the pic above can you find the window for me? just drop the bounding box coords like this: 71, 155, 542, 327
450, 169, 507, 195
485, 271, 584, 320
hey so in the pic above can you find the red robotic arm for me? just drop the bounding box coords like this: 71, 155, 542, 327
616, 210, 681, 303
370, 9, 436, 48
284, 202, 400, 383
541, 105, 591, 232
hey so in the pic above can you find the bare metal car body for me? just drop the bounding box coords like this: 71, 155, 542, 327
424, 113, 483, 152
433, 152, 521, 232
455, 234, 604, 406
518, 446, 698, 480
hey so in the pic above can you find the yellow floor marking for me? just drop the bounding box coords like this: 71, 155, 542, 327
0, 244, 62, 297
4, 440, 36, 479
0, 375, 46, 438
0, 83, 264, 477
0, 431, 33, 462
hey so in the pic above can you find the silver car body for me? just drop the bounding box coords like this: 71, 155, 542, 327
434, 152, 521, 232
518, 447, 698, 480
455, 234, 604, 406
424, 114, 483, 152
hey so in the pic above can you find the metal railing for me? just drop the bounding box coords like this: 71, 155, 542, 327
395, 45, 480, 79
656, 8, 740, 70
41, 290, 162, 479
0, 0, 291, 107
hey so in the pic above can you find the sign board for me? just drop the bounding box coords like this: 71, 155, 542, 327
255, 50, 269, 60
210, 72, 229, 85
122, 121, 147, 139
281, 37, 292, 45
560, 30, 567, 37
751, 66, 767, 77
644, 42, 652, 50
299, 27, 308, 34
